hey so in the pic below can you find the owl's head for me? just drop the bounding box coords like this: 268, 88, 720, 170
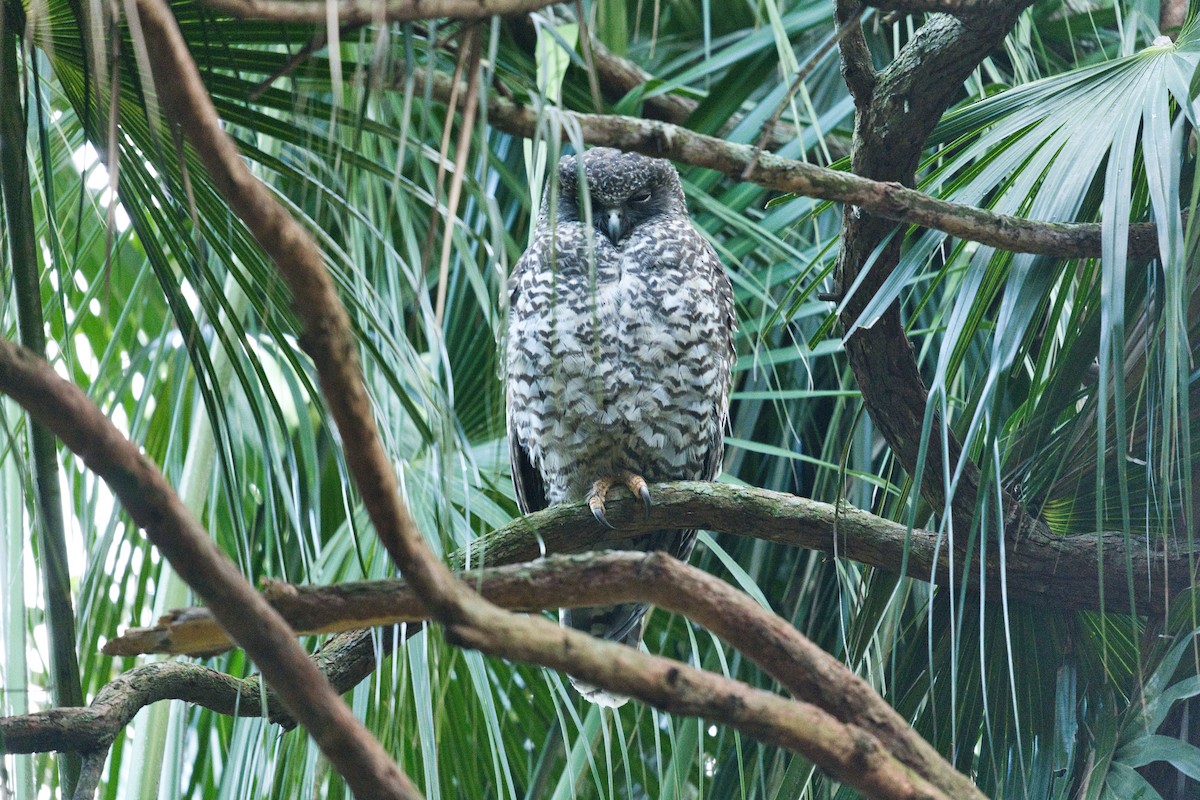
553, 148, 686, 246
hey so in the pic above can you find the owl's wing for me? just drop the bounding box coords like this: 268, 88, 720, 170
508, 426, 547, 515
698, 236, 736, 485
506, 253, 549, 516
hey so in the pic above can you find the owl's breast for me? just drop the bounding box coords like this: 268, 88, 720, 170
507, 249, 729, 503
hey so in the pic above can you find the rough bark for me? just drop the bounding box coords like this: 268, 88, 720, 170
833, 5, 1039, 529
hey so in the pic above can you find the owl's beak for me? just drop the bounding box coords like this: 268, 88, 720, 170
603, 207, 627, 246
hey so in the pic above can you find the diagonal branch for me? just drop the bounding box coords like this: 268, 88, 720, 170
403, 63, 1165, 261
133, 0, 467, 617
0, 340, 421, 800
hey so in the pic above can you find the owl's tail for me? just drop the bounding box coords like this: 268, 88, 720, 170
559, 528, 697, 708
559, 602, 647, 707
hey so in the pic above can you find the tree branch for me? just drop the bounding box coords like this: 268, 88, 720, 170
836, 0, 876, 102
1, 620, 415, 749
106, 484, 1189, 653
503, 14, 848, 159
133, 0, 467, 616
404, 63, 1165, 261
197, 0, 558, 25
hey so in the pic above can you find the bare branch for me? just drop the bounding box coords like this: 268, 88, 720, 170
584, 34, 700, 126
408, 64, 1164, 261
108, 484, 1188, 654
2, 663, 269, 754
132, 0, 466, 616
508, 18, 848, 159
4, 635, 955, 800
197, 0, 558, 25
0, 540, 979, 799
446, 606, 957, 800
836, 1, 876, 102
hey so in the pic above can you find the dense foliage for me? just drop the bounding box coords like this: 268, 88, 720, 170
1, 1, 1198, 798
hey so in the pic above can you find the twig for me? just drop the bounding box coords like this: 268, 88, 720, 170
433, 23, 482, 327
573, 0, 602, 112
247, 23, 370, 101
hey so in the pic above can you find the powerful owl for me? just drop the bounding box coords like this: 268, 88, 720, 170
506, 147, 735, 706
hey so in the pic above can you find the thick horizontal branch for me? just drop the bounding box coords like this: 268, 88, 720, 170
409, 66, 1162, 260
458, 483, 1189, 615
112, 482, 1190, 642
198, 0, 557, 24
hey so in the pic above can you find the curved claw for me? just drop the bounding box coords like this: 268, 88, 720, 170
588, 471, 651, 529
589, 497, 616, 529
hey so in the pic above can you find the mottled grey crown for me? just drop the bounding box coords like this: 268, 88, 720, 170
554, 147, 685, 213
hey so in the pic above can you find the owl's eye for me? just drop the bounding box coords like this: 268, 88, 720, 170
630, 190, 652, 204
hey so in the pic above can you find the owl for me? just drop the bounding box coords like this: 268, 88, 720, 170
505, 147, 735, 706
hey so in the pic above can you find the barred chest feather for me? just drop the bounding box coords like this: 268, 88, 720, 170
507, 219, 732, 506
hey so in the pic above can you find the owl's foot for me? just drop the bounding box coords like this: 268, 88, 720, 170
587, 471, 652, 529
